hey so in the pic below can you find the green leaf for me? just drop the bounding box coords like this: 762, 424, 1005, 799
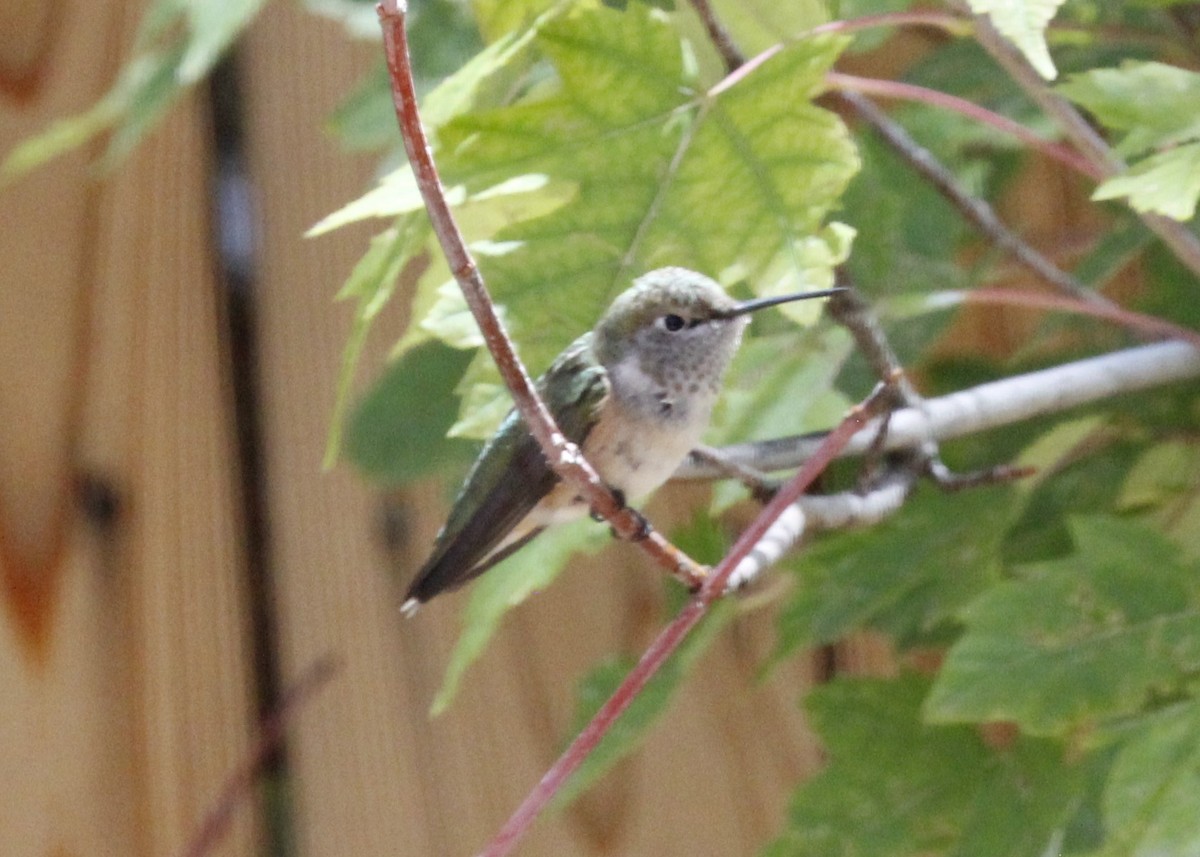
967, 0, 1066, 79
472, 0, 560, 43
1092, 142, 1200, 221
1117, 441, 1200, 558
1002, 436, 1141, 565
1059, 62, 1200, 220
553, 600, 734, 808
430, 520, 607, 715
326, 63, 404, 152
436, 4, 858, 373
1099, 700, 1200, 857
773, 485, 1013, 659
179, 0, 267, 83
343, 341, 477, 484
767, 674, 1084, 857
325, 215, 430, 468
927, 516, 1200, 736
2, 0, 266, 177
1058, 62, 1200, 158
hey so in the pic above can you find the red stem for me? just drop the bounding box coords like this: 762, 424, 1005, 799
178, 656, 341, 857
478, 390, 888, 857
376, 0, 706, 586
826, 72, 1104, 181
810, 10, 970, 38
959, 288, 1200, 350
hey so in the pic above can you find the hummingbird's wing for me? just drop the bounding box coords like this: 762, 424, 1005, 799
404, 334, 609, 606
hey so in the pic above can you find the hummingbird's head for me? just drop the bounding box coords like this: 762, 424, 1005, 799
594, 268, 747, 386
593, 267, 843, 421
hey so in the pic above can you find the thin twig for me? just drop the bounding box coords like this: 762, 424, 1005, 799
960, 287, 1200, 350
178, 655, 341, 857
828, 73, 1102, 180
828, 284, 921, 401
479, 386, 893, 857
836, 90, 1113, 309
965, 7, 1200, 282
376, 0, 706, 588
687, 0, 744, 72
690, 444, 777, 502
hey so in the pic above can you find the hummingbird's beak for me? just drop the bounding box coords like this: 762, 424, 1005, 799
725, 287, 846, 318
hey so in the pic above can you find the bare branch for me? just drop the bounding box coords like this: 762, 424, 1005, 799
836, 89, 1115, 309
376, 0, 706, 588
829, 73, 1102, 181
479, 386, 893, 857
178, 655, 341, 857
961, 288, 1200, 349
724, 467, 917, 591
687, 0, 744, 73
965, 8, 1200, 282
678, 340, 1200, 479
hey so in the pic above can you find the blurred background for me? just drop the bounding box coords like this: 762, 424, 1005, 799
0, 2, 888, 855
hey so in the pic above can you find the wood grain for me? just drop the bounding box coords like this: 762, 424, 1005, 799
0, 1, 260, 855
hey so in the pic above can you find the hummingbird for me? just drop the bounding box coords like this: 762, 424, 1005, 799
401, 267, 840, 614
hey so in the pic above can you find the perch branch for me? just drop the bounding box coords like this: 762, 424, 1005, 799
376, 0, 706, 588
678, 340, 1200, 479
479, 385, 893, 857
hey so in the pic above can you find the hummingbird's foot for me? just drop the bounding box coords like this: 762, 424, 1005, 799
621, 507, 652, 541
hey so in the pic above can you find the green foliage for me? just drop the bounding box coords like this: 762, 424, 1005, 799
766, 674, 1087, 857
966, 0, 1067, 79
1059, 61, 1200, 220
430, 518, 607, 715
428, 5, 858, 372
554, 599, 734, 808
2, 0, 267, 179
1099, 700, 1200, 857
324, 214, 430, 467
774, 485, 1015, 659
343, 340, 477, 483
927, 516, 1200, 736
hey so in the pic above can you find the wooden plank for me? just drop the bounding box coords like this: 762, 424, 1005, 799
0, 2, 261, 855
242, 9, 825, 854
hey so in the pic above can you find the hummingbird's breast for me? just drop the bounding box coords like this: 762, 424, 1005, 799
581, 356, 718, 501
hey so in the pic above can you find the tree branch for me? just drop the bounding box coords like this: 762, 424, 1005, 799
835, 89, 1114, 309
965, 8, 1200, 282
678, 340, 1200, 479
478, 386, 893, 857
376, 0, 706, 588
688, 0, 744, 73
828, 73, 1102, 181
725, 467, 916, 590
178, 655, 341, 857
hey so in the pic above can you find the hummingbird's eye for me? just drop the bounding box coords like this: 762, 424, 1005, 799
661, 314, 686, 332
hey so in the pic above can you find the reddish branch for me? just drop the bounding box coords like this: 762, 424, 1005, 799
960, 288, 1200, 350
966, 7, 1200, 282
479, 387, 892, 857
827, 72, 1102, 180
178, 655, 341, 857
376, 0, 706, 588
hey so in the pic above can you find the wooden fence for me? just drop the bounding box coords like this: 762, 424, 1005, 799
2, 2, 909, 855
